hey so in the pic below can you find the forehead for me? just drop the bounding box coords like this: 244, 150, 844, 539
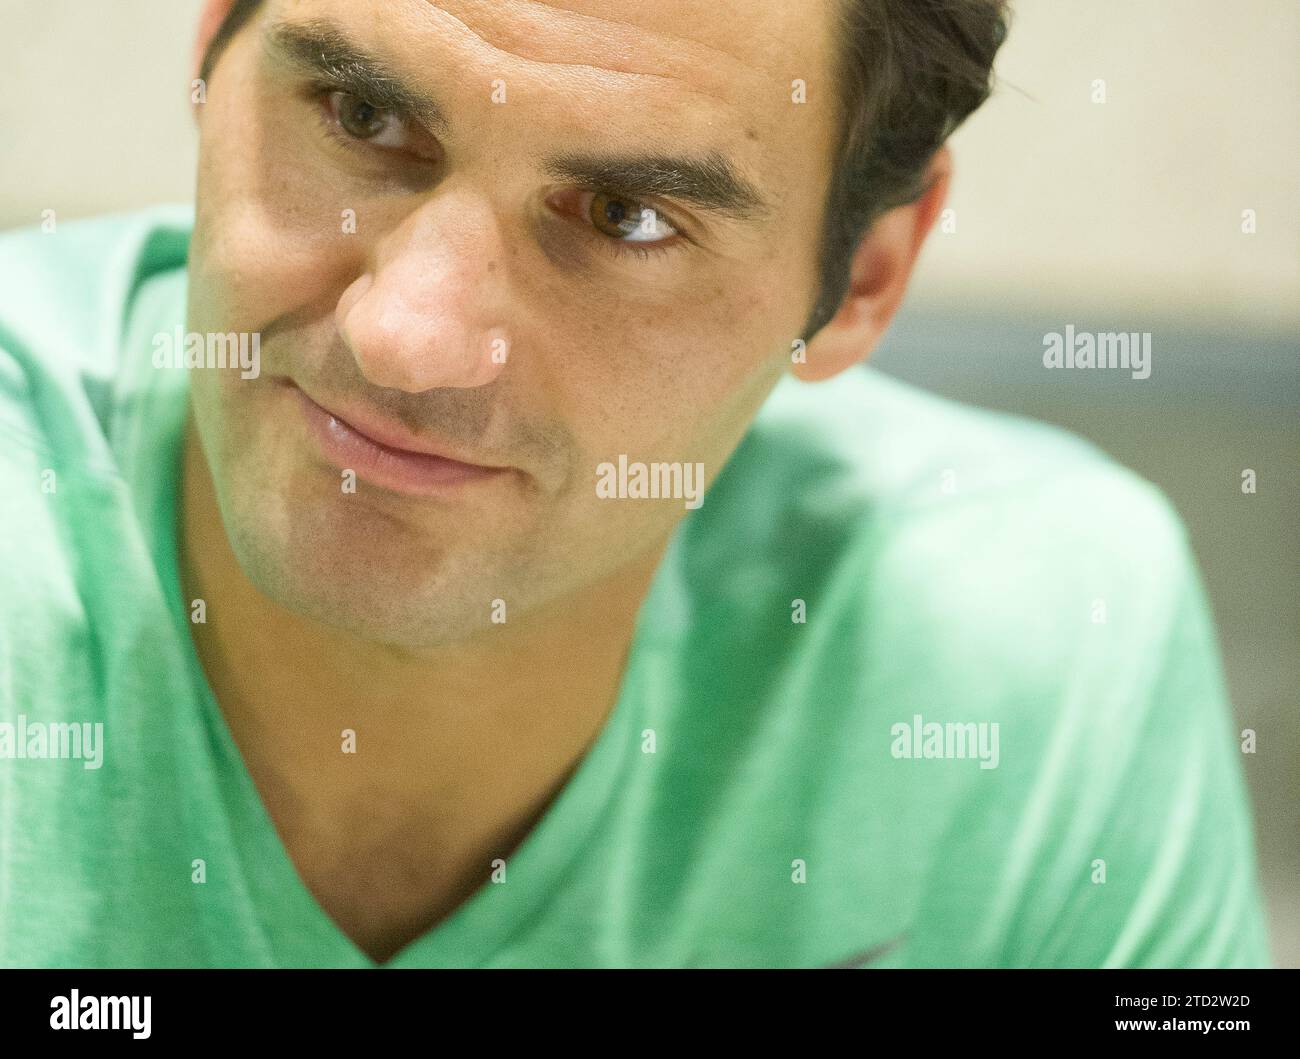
273, 0, 841, 216
410, 0, 835, 99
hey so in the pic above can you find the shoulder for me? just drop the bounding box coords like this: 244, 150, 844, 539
0, 204, 193, 289
677, 365, 1210, 750
720, 371, 1264, 967
705, 365, 1194, 634
0, 205, 192, 462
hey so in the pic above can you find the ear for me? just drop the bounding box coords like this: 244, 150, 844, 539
191, 0, 242, 109
794, 146, 953, 383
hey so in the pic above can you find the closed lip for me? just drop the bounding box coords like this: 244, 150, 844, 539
284, 379, 507, 471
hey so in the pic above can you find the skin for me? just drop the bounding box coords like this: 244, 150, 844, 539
181, 0, 951, 962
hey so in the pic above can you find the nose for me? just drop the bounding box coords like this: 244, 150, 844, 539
336, 195, 511, 391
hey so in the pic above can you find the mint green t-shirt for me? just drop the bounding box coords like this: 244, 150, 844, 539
0, 207, 1272, 968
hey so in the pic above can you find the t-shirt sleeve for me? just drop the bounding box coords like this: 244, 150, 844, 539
1007, 528, 1272, 968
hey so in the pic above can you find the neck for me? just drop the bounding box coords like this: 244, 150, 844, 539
177, 412, 665, 830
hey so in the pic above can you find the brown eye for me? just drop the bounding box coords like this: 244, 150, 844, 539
336, 93, 387, 139
589, 192, 640, 237
324, 90, 433, 155
588, 192, 677, 242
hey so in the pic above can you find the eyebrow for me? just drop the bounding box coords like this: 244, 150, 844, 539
265, 19, 451, 136
541, 152, 770, 223
264, 19, 773, 225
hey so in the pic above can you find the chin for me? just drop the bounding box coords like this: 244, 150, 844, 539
226, 508, 501, 649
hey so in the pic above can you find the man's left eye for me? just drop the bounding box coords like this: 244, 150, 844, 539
584, 192, 679, 243
326, 91, 412, 150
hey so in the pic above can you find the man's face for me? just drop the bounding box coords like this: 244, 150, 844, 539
186, 0, 838, 648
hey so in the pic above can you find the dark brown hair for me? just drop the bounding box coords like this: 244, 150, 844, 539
199, 0, 1010, 339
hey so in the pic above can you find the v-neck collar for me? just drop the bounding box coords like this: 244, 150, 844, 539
178, 558, 677, 968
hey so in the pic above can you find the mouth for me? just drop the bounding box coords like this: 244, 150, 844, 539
281, 380, 511, 498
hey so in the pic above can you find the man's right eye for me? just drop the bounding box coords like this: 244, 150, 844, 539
318, 90, 437, 160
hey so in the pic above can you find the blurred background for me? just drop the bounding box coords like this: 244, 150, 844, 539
2, 0, 1296, 965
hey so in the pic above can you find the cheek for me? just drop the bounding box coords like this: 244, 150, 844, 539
186, 365, 253, 452
518, 274, 786, 474
632, 273, 788, 389
192, 103, 366, 333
